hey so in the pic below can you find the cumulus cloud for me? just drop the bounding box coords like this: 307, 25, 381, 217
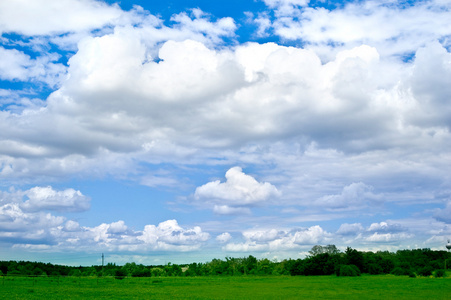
169, 9, 236, 45
364, 232, 414, 243
138, 220, 210, 250
195, 167, 280, 214
434, 201, 451, 224
216, 232, 232, 243
409, 42, 451, 128
334, 221, 414, 246
51, 219, 210, 252
243, 229, 283, 242
0, 199, 211, 252
1, 35, 450, 187
0, 202, 65, 232
316, 182, 383, 210
0, 47, 66, 86
337, 223, 364, 236
0, 0, 123, 36
224, 226, 331, 252
293, 225, 329, 245
0, 186, 90, 213
63, 220, 81, 232
257, 0, 451, 59
107, 220, 128, 234
0, 186, 88, 245
263, 0, 309, 17
367, 222, 405, 233
21, 186, 90, 212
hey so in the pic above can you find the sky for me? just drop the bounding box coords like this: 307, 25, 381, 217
0, 0, 450, 266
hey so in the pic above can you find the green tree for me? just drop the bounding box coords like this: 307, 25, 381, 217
244, 255, 258, 274
338, 265, 361, 277
309, 245, 341, 256
345, 247, 364, 272
257, 258, 274, 275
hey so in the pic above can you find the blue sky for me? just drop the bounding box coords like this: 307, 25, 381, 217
1, 0, 451, 266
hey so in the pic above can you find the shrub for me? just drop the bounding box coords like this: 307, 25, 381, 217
131, 268, 151, 277
391, 267, 413, 276
114, 269, 127, 279
338, 265, 361, 277
417, 266, 433, 277
367, 263, 383, 275
434, 269, 446, 278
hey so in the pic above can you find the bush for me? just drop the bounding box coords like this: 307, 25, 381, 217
367, 263, 383, 275
417, 266, 433, 277
114, 269, 127, 279
338, 265, 361, 277
434, 269, 446, 278
131, 268, 151, 277
391, 267, 413, 276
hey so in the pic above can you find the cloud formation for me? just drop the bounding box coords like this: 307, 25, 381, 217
223, 226, 331, 253
316, 182, 382, 210
0, 0, 451, 261
255, 0, 451, 59
195, 167, 280, 214
0, 0, 122, 36
21, 186, 90, 212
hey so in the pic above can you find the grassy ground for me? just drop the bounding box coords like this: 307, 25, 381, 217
1, 275, 450, 299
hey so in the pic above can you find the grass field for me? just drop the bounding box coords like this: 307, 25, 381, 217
1, 275, 450, 299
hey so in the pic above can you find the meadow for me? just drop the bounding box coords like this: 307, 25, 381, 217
1, 275, 449, 299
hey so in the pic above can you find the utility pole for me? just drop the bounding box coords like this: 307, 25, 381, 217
102, 253, 104, 267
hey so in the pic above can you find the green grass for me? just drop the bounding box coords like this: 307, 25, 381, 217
1, 275, 450, 299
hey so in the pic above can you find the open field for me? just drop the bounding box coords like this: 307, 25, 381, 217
1, 275, 450, 299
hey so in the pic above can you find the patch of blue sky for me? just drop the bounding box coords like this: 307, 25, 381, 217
57, 178, 178, 228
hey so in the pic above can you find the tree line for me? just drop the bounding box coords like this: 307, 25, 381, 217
0, 246, 449, 278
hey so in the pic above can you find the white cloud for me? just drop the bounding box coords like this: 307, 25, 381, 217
243, 229, 282, 242
223, 225, 330, 253
337, 223, 364, 236
21, 186, 90, 212
169, 9, 236, 45
409, 42, 451, 128
64, 220, 80, 232
213, 205, 251, 215
0, 47, 66, 86
138, 220, 210, 250
195, 167, 280, 213
0, 186, 90, 214
364, 232, 414, 243
293, 225, 329, 245
263, 0, 310, 17
0, 47, 35, 81
216, 232, 232, 243
107, 220, 128, 234
258, 0, 451, 59
316, 182, 383, 210
0, 0, 123, 36
0, 186, 87, 245
223, 241, 269, 252
0, 202, 65, 244
367, 222, 405, 233
0, 200, 211, 252
1, 35, 450, 189
434, 201, 451, 224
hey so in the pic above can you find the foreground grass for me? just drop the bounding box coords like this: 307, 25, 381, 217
1, 275, 450, 299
